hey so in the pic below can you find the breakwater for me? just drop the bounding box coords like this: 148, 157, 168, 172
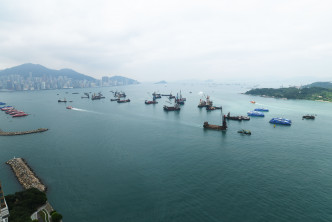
0, 128, 48, 136
6, 158, 46, 192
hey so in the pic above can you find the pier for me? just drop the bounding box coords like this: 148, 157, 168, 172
0, 128, 48, 136
6, 158, 46, 192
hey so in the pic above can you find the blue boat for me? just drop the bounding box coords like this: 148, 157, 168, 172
0, 102, 6, 105
247, 111, 264, 117
269, 118, 292, 125
254, 108, 269, 112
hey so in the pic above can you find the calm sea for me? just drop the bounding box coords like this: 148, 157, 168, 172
1, 83, 332, 222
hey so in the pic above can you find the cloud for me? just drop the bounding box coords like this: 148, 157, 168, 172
1, 0, 332, 81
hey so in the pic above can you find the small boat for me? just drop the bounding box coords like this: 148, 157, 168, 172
0, 102, 6, 105
145, 100, 158, 104
254, 108, 269, 112
12, 113, 28, 117
10, 112, 25, 115
66, 106, 73, 109
269, 118, 292, 125
302, 114, 315, 120
250, 101, 256, 104
110, 98, 120, 101
247, 111, 264, 117
72, 92, 79, 94
237, 129, 251, 135
203, 115, 227, 131
117, 99, 130, 103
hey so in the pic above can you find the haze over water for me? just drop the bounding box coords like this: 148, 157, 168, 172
1, 83, 332, 222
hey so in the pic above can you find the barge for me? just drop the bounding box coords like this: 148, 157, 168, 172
203, 115, 227, 131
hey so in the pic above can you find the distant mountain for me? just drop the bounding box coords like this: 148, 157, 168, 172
0, 63, 95, 81
302, 81, 332, 89
0, 63, 139, 90
154, 80, 167, 84
108, 76, 139, 85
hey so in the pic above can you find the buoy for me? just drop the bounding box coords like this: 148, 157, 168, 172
274, 125, 276, 128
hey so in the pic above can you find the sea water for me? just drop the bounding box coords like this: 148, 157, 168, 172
1, 83, 332, 222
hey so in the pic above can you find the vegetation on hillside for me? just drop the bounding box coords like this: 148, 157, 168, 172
5, 188, 47, 222
245, 87, 332, 102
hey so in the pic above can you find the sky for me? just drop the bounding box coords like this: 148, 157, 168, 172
0, 0, 332, 82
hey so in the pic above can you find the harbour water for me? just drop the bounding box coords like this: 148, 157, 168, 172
1, 83, 332, 222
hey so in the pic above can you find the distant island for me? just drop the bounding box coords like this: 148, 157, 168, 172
0, 63, 139, 91
154, 80, 167, 84
245, 82, 332, 102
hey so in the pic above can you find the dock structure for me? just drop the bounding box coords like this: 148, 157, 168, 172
6, 158, 46, 192
0, 128, 48, 136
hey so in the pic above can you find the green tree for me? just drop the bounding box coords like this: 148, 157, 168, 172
51, 212, 63, 222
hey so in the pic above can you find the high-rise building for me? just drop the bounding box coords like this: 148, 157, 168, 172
0, 181, 9, 222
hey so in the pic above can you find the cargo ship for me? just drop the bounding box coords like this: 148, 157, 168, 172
206, 106, 222, 111
226, 112, 250, 121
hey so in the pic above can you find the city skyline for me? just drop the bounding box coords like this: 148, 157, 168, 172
1, 0, 332, 82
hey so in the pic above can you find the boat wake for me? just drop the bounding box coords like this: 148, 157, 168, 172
71, 108, 102, 114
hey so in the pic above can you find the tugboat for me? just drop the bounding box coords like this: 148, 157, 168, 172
58, 98, 67, 102
226, 112, 250, 121
117, 99, 130, 103
163, 103, 180, 111
203, 115, 227, 131
237, 129, 251, 135
302, 114, 315, 120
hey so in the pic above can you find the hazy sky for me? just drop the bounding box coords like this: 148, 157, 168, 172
1, 0, 332, 81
